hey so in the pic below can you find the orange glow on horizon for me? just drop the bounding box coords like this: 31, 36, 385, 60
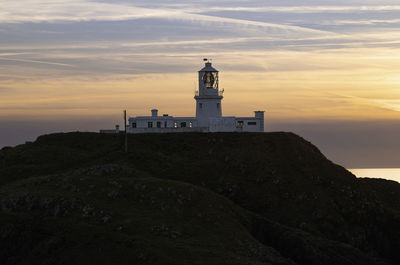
1, 48, 400, 121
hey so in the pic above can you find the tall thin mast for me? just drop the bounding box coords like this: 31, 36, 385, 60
124, 110, 128, 153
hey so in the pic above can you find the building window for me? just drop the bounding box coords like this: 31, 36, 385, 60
132, 122, 137, 128
248, 122, 257, 125
174, 122, 178, 128
157, 121, 161, 128
148, 122, 153, 128
217, 103, 220, 109
189, 121, 193, 128
199, 103, 203, 109
237, 121, 243, 128
181, 122, 187, 128
164, 121, 167, 128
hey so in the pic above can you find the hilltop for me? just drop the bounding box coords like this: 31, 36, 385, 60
0, 132, 399, 265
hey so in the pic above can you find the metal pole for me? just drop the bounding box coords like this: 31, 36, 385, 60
124, 110, 128, 153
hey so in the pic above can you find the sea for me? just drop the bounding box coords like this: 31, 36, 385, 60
349, 168, 400, 183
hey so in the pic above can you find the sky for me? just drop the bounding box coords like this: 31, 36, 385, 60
1, 0, 400, 168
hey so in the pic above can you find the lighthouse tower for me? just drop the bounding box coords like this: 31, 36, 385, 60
195, 60, 224, 127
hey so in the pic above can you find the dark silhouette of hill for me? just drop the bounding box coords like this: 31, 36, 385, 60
0, 132, 399, 265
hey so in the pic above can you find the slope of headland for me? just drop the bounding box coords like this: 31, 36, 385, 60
0, 132, 399, 265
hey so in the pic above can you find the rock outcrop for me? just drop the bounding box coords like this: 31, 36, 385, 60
0, 132, 399, 265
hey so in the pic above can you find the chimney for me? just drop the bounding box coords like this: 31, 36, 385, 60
254, 111, 265, 132
151, 109, 158, 117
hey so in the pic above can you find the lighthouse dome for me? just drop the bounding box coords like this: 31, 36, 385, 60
199, 62, 218, 72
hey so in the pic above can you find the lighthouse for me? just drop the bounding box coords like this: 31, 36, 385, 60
195, 60, 223, 127
101, 59, 265, 134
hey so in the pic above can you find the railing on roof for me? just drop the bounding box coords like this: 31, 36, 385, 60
194, 89, 224, 97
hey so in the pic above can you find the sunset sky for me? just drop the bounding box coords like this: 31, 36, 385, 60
1, 0, 400, 168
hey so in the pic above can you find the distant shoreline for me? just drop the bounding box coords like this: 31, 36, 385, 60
349, 168, 400, 183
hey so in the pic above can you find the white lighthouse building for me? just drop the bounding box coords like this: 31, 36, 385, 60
195, 61, 223, 127
101, 60, 265, 133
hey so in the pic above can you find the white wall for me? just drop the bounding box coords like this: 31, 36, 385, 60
128, 116, 198, 132
235, 118, 263, 132
209, 117, 236, 132
195, 98, 222, 127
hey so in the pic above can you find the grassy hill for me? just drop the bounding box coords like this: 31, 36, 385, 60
0, 132, 399, 265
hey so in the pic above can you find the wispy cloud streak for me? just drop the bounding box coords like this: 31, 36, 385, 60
0, 0, 332, 36
0, 57, 74, 67
198, 5, 400, 13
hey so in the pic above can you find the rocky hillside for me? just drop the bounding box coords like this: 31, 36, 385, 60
0, 132, 399, 265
